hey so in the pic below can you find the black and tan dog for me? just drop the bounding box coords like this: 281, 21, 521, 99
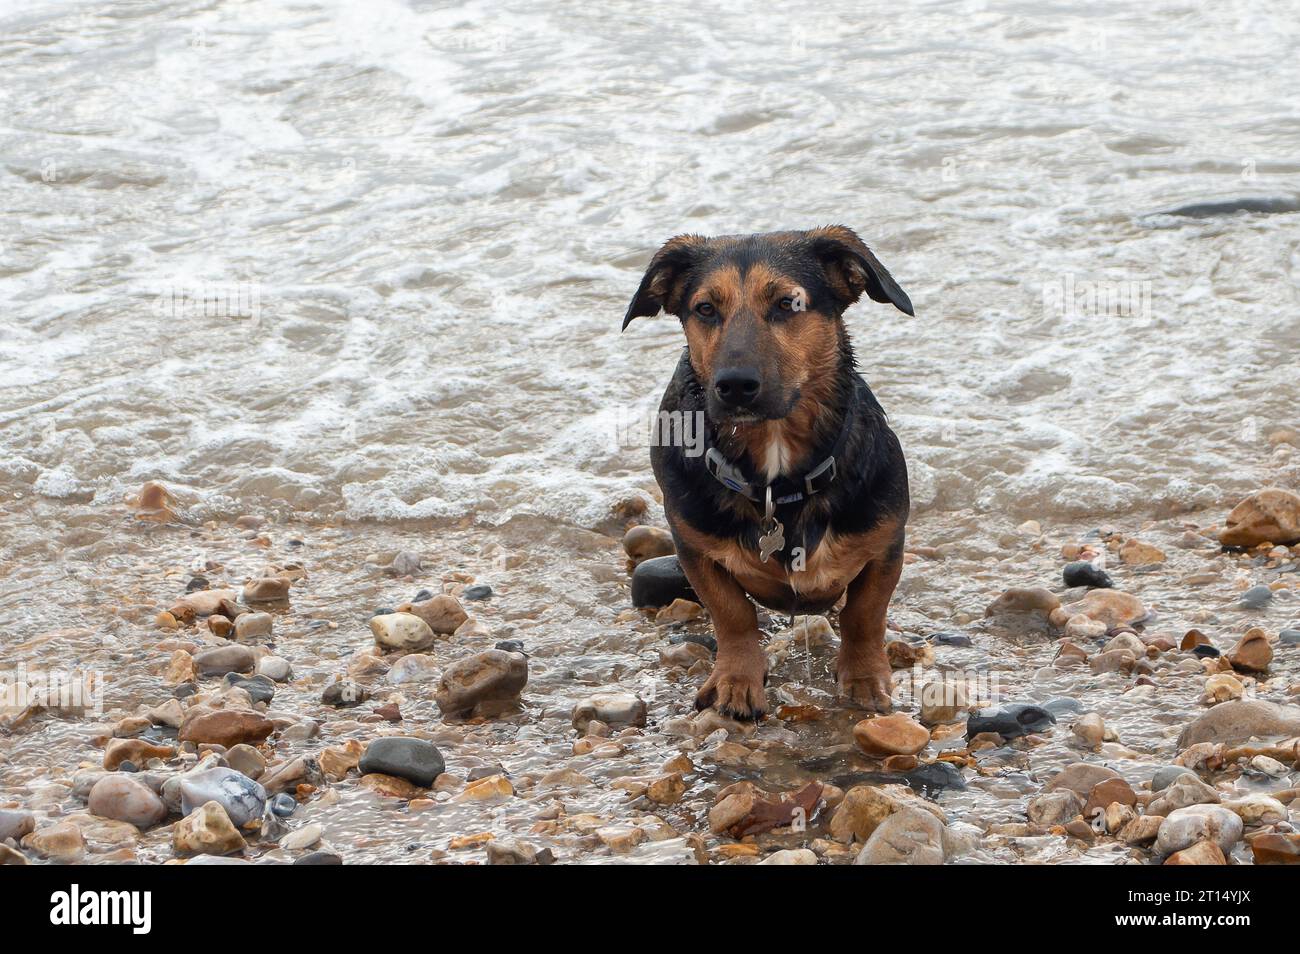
623, 226, 913, 720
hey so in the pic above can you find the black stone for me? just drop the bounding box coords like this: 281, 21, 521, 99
494, 640, 525, 654
965, 703, 1056, 741
466, 763, 508, 782
670, 632, 717, 653
1192, 644, 1221, 658
117, 761, 138, 773
173, 682, 198, 699
322, 680, 369, 708
463, 584, 493, 600
413, 589, 434, 602
185, 576, 210, 593
294, 851, 343, 865
902, 761, 966, 793
1280, 629, 1300, 646
270, 793, 297, 817
630, 555, 698, 609
1062, 561, 1113, 589
359, 737, 445, 787
222, 672, 276, 704
371, 607, 395, 617
1159, 196, 1300, 218
928, 632, 973, 648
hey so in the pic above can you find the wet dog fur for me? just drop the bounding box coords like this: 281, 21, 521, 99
623, 226, 914, 720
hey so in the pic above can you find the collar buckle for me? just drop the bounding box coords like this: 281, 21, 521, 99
804, 455, 836, 496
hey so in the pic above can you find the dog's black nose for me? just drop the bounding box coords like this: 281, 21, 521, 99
713, 367, 761, 408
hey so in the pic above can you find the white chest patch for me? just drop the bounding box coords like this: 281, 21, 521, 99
763, 425, 792, 481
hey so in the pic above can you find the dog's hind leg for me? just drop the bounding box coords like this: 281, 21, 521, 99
836, 540, 903, 713
675, 548, 768, 721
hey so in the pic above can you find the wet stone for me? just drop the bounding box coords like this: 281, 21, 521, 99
1151, 766, 1196, 792
387, 653, 440, 684
854, 713, 930, 757
192, 645, 256, 677
1155, 805, 1243, 857
985, 587, 1060, 618
630, 555, 697, 609
901, 761, 966, 793
222, 672, 276, 704
1063, 561, 1113, 589
359, 737, 446, 787
1043, 763, 1121, 799
463, 584, 492, 600
280, 822, 322, 850
929, 632, 973, 647
670, 631, 717, 653
87, 775, 168, 828
22, 823, 86, 862
1040, 697, 1083, 717
1177, 699, 1300, 747
179, 767, 267, 828
385, 551, 422, 576
434, 650, 528, 718
1238, 585, 1273, 609
572, 692, 647, 733
322, 680, 370, 708
622, 525, 675, 566
395, 597, 466, 635
1251, 832, 1300, 865
0, 809, 36, 842
225, 744, 265, 780
243, 577, 291, 602
1218, 488, 1300, 548
853, 806, 945, 865
965, 703, 1056, 741
173, 801, 246, 856
1227, 627, 1272, 673
234, 611, 273, 641
1027, 790, 1082, 827
258, 655, 293, 682
179, 710, 274, 748
370, 612, 436, 651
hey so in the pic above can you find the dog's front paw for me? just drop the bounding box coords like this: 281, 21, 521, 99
836, 652, 894, 713
695, 652, 768, 721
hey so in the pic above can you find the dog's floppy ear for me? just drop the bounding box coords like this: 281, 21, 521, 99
622, 234, 709, 330
807, 225, 914, 316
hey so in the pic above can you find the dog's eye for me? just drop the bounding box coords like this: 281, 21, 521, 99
778, 297, 794, 311
695, 302, 716, 318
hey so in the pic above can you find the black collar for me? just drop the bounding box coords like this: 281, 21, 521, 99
702, 401, 853, 506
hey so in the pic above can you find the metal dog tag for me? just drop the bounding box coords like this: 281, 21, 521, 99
758, 486, 785, 563
759, 521, 785, 562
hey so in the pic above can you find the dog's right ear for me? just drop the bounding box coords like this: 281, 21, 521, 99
622, 234, 709, 330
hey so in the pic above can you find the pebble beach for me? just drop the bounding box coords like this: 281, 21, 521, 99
2, 0, 1300, 867
2, 482, 1299, 865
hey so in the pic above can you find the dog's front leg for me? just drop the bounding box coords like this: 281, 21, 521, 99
837, 550, 902, 713
675, 548, 767, 721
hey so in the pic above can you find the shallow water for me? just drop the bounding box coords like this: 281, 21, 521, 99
1, 0, 1298, 864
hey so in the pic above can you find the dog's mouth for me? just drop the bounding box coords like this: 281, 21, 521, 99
710, 388, 801, 430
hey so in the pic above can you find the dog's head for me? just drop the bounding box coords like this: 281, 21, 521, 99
622, 226, 912, 425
